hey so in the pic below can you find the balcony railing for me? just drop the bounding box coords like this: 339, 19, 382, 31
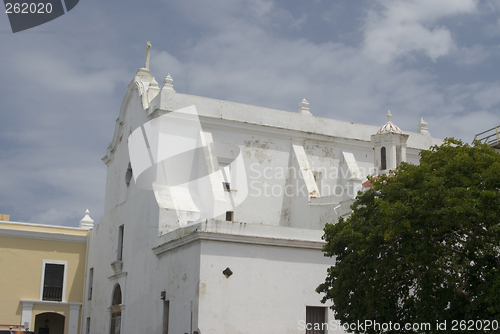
42, 285, 63, 301
474, 126, 500, 148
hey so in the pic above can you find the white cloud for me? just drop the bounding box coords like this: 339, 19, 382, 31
456, 44, 490, 65
246, 0, 274, 18
13, 52, 129, 95
148, 0, 500, 144
0, 35, 121, 226
434, 110, 500, 142
150, 51, 185, 86
363, 0, 478, 63
149, 23, 440, 139
0, 144, 105, 226
28, 208, 82, 226
484, 17, 500, 37
1, 0, 498, 228
473, 83, 500, 109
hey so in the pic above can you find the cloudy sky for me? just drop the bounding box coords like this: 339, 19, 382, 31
1, 0, 499, 227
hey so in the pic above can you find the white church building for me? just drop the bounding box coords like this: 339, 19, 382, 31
81, 46, 442, 334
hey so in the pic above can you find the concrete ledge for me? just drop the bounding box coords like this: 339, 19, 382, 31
20, 300, 82, 307
153, 220, 325, 256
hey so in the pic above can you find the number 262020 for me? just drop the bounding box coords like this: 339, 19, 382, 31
5, 3, 53, 14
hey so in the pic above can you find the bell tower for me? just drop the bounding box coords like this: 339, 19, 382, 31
371, 111, 409, 174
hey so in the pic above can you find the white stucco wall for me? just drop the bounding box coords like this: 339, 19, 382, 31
84, 189, 202, 334
197, 238, 343, 334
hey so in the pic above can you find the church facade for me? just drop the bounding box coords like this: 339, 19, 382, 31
81, 50, 442, 334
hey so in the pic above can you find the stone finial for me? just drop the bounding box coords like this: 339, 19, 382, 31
386, 110, 393, 122
149, 77, 159, 88
147, 77, 160, 103
145, 41, 152, 70
163, 74, 175, 92
299, 98, 311, 115
417, 117, 430, 135
79, 209, 94, 230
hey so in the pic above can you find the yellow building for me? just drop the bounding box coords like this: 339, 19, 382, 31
0, 211, 93, 334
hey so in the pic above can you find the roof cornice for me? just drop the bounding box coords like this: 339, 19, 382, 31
0, 227, 87, 243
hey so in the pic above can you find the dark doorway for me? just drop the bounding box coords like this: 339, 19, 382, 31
34, 312, 65, 334
110, 284, 122, 334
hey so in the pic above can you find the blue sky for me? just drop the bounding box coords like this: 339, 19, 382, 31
1, 0, 499, 226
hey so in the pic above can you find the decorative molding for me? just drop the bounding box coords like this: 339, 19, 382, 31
102, 82, 136, 165
299, 98, 312, 115
0, 228, 87, 243
102, 117, 125, 165
417, 117, 430, 136
0, 220, 86, 230
148, 110, 372, 151
69, 303, 82, 310
79, 209, 94, 230
146, 78, 160, 108
153, 230, 325, 256
21, 299, 82, 307
163, 74, 175, 92
103, 68, 160, 164
111, 260, 123, 274
108, 271, 127, 280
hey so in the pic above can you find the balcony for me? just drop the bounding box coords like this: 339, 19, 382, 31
42, 285, 63, 301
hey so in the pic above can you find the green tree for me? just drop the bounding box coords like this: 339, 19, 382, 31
317, 139, 500, 333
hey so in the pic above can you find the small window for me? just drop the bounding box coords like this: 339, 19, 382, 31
219, 161, 234, 190
86, 317, 91, 334
88, 267, 94, 300
226, 211, 233, 221
396, 145, 402, 166
118, 225, 124, 261
312, 171, 322, 195
306, 306, 326, 334
125, 163, 133, 186
381, 147, 387, 170
41, 262, 66, 301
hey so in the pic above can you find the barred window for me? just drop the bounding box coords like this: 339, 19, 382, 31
42, 263, 65, 301
306, 306, 326, 334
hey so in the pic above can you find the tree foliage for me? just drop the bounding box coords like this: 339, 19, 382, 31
317, 139, 500, 333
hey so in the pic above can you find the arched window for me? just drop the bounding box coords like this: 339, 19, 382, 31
381, 147, 387, 170
110, 284, 122, 334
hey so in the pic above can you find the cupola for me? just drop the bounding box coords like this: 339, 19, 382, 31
371, 111, 409, 174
